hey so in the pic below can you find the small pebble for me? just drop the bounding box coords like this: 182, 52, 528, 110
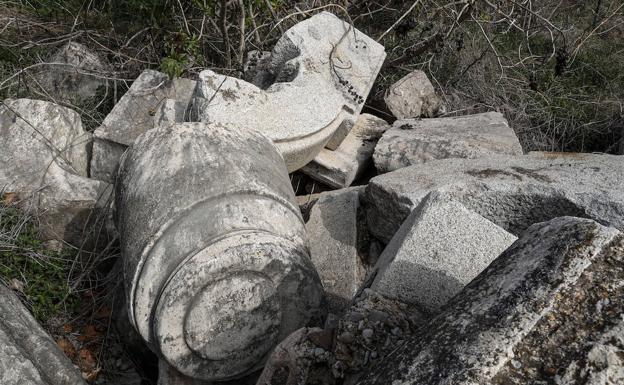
362, 328, 374, 340
391, 327, 403, 337
358, 320, 365, 330
371, 351, 378, 359
348, 312, 364, 323
313, 347, 325, 357
338, 331, 355, 344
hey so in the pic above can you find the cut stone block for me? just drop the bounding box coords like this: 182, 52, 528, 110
191, 12, 386, 171
306, 188, 365, 314
91, 70, 196, 182
0, 284, 87, 385
370, 193, 517, 312
364, 152, 624, 243
116, 122, 324, 381
359, 217, 624, 385
302, 114, 390, 188
384, 70, 442, 119
373, 112, 523, 173
0, 98, 112, 245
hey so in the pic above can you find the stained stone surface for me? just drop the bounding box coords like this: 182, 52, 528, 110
35, 41, 109, 101
302, 114, 390, 188
373, 112, 523, 173
91, 70, 196, 182
370, 192, 517, 312
364, 152, 624, 243
0, 284, 87, 385
306, 188, 365, 314
384, 70, 442, 119
359, 217, 624, 385
0, 98, 112, 245
116, 122, 325, 381
191, 12, 386, 171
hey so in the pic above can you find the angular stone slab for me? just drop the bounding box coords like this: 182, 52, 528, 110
0, 98, 112, 245
0, 284, 87, 385
359, 217, 624, 385
191, 12, 386, 171
364, 152, 624, 243
116, 122, 325, 381
384, 70, 442, 119
306, 188, 365, 314
302, 114, 390, 188
373, 112, 523, 173
91, 70, 196, 182
370, 193, 517, 312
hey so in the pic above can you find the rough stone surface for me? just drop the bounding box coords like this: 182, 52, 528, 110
384, 70, 442, 119
370, 192, 517, 312
0, 98, 112, 245
191, 12, 386, 171
373, 112, 523, 173
243, 50, 273, 89
116, 122, 325, 381
0, 284, 87, 385
35, 41, 109, 101
359, 217, 624, 385
306, 188, 365, 314
91, 70, 196, 182
257, 289, 419, 385
364, 152, 624, 243
302, 114, 390, 188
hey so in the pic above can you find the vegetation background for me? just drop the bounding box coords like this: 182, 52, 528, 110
0, 0, 623, 383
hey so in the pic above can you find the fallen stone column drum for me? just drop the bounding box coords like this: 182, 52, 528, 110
115, 122, 325, 381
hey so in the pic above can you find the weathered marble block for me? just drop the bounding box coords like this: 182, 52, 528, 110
364, 152, 624, 243
359, 217, 624, 385
91, 70, 196, 183
373, 112, 523, 173
302, 114, 390, 188
34, 41, 110, 102
191, 12, 386, 171
306, 188, 366, 314
0, 98, 112, 245
384, 70, 442, 119
116, 122, 325, 381
0, 284, 87, 385
370, 192, 517, 312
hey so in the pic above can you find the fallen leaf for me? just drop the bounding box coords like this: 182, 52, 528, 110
77, 324, 102, 343
56, 337, 77, 360
2, 192, 18, 205
78, 348, 97, 372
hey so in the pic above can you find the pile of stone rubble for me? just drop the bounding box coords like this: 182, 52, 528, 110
1, 11, 623, 385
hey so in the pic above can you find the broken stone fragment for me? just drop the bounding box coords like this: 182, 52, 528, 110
370, 192, 517, 312
91, 70, 196, 183
359, 216, 624, 385
384, 70, 442, 119
306, 188, 366, 314
302, 114, 390, 188
373, 112, 523, 173
0, 98, 112, 245
0, 284, 87, 385
116, 122, 325, 381
364, 152, 624, 243
34, 41, 110, 102
191, 12, 386, 171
